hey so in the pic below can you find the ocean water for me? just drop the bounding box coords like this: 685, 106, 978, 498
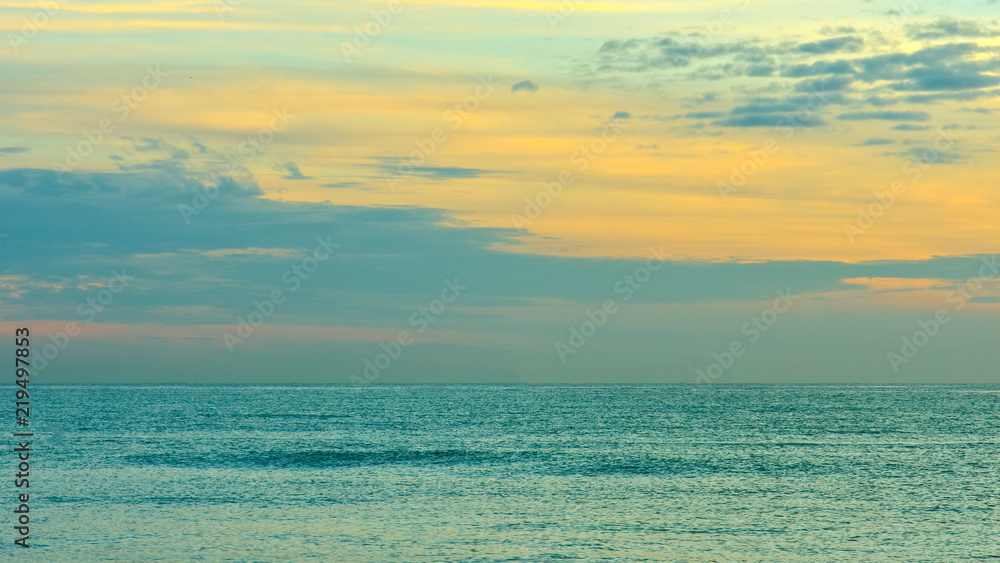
5, 384, 1000, 562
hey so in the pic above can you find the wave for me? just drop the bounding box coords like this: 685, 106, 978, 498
123, 448, 843, 476
123, 448, 543, 469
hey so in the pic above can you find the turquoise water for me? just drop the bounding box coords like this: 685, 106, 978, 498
5, 385, 1000, 561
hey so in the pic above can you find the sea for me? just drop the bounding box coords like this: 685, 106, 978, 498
4, 384, 999, 562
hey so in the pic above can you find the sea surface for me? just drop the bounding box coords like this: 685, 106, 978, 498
4, 384, 1000, 562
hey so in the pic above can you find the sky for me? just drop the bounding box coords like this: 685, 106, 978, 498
0, 0, 998, 383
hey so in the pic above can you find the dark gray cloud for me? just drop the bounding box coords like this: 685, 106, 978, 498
0, 147, 29, 155
866, 96, 898, 107
797, 35, 863, 54
407, 166, 497, 179
710, 90, 841, 128
685, 92, 718, 105
712, 114, 825, 128
746, 65, 775, 77
511, 80, 538, 93
795, 75, 853, 92
853, 43, 1000, 92
280, 162, 312, 180
905, 89, 1000, 103
598, 39, 640, 52
907, 18, 998, 40
587, 30, 999, 123
836, 111, 930, 121
891, 67, 1000, 92
891, 124, 932, 131
731, 91, 846, 114
592, 35, 763, 72
730, 101, 801, 114
782, 60, 855, 77
685, 111, 725, 119
857, 138, 893, 146
612, 111, 631, 119
123, 137, 190, 160
884, 147, 965, 164
368, 158, 505, 181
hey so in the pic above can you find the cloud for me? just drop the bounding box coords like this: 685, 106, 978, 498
782, 60, 855, 77
368, 158, 506, 181
707, 91, 839, 128
907, 18, 998, 40
795, 75, 853, 92
407, 166, 499, 180
4, 164, 999, 314
724, 90, 842, 117
891, 124, 932, 131
586, 29, 1000, 124
591, 36, 763, 72
797, 35, 863, 54
857, 138, 893, 146
885, 147, 965, 164
836, 111, 931, 121
866, 96, 898, 107
712, 114, 825, 128
280, 161, 312, 180
685, 92, 718, 105
511, 80, 539, 93
891, 67, 1000, 92
612, 111, 631, 119
853, 43, 1000, 92
0, 147, 29, 155
685, 111, 725, 119
746, 65, 775, 77
123, 137, 190, 160
0, 165, 522, 325
904, 89, 1000, 103
598, 39, 640, 53
200, 247, 300, 258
